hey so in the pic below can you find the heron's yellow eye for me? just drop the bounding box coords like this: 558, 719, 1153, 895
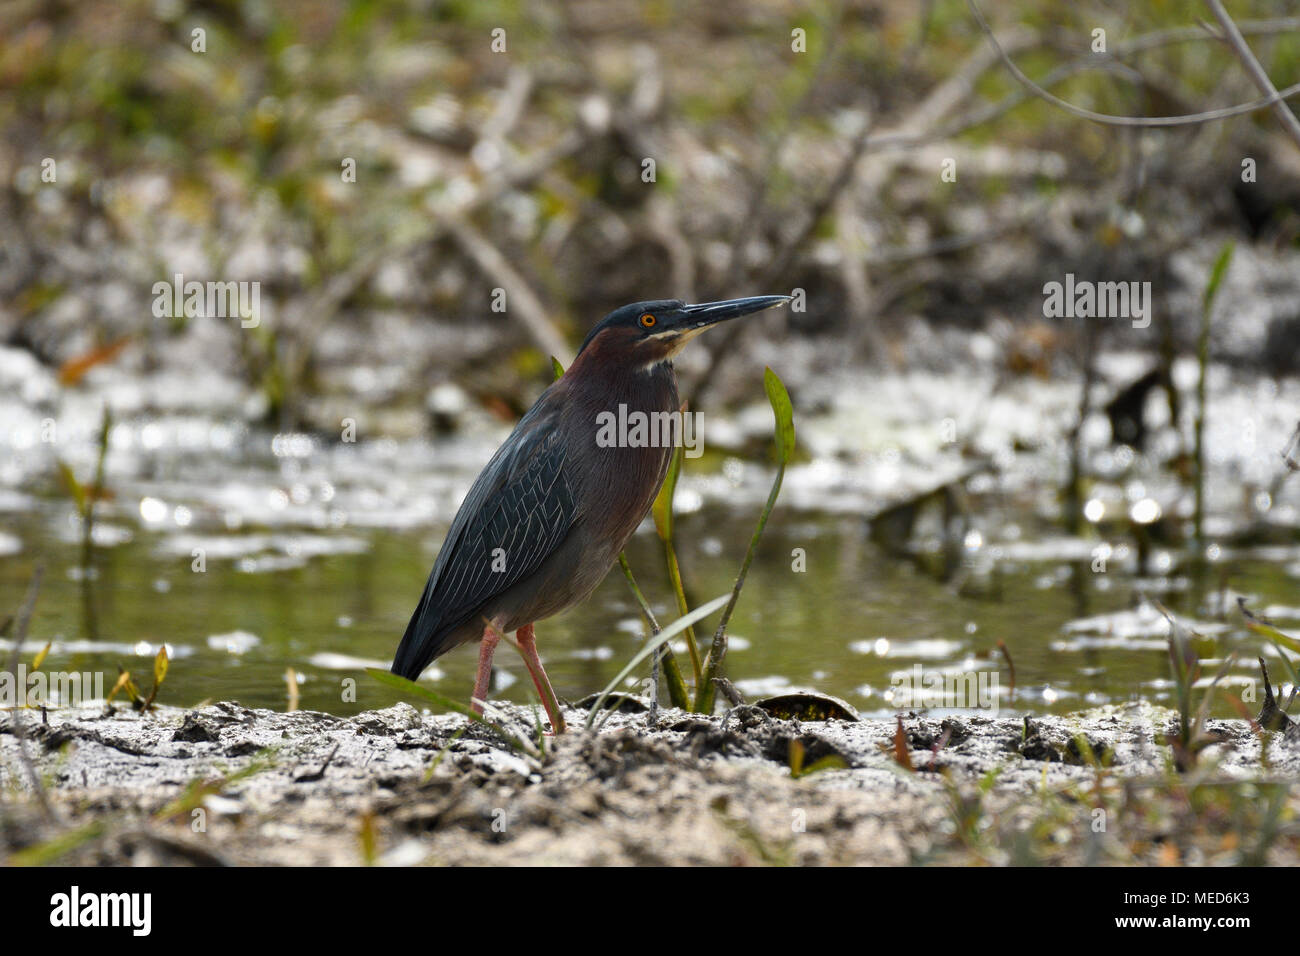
640, 313, 656, 328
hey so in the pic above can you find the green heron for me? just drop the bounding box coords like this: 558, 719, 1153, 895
391, 295, 790, 732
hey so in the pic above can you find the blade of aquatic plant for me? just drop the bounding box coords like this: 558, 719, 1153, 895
696, 367, 793, 713
531, 703, 545, 750
141, 645, 169, 711
1194, 242, 1234, 547
154, 752, 278, 822
1267, 639, 1300, 702
617, 553, 690, 709
1202, 241, 1235, 317
358, 810, 378, 866
618, 553, 659, 632
996, 639, 1016, 705
6, 566, 55, 825
1257, 635, 1299, 701
653, 442, 702, 687
83, 404, 111, 556
586, 593, 730, 730
788, 739, 847, 778
69, 404, 111, 641
1239, 599, 1300, 655
365, 668, 536, 756
1155, 600, 1238, 770
764, 366, 796, 462
794, 755, 848, 778
1274, 640, 1300, 688
1253, 657, 1297, 737
106, 667, 138, 706
56, 405, 111, 572
56, 461, 86, 515
7, 822, 105, 867
1192, 652, 1237, 731
1237, 599, 1300, 705
651, 442, 679, 541
1155, 601, 1197, 751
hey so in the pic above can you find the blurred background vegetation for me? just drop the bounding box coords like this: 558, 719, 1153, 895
4, 0, 1300, 432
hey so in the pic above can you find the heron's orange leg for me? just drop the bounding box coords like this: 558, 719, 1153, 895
470, 624, 500, 714
516, 623, 566, 734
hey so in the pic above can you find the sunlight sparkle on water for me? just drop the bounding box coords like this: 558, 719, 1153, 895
1129, 498, 1161, 524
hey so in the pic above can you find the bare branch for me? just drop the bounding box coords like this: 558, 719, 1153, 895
967, 0, 1300, 128
1206, 0, 1300, 153
445, 217, 573, 365
278, 127, 590, 404
478, 67, 534, 145
868, 19, 1297, 154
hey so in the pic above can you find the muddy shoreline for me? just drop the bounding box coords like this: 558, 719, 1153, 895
4, 698, 1299, 865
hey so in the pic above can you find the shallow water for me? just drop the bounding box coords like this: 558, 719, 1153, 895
4, 486, 1299, 719
2, 349, 1299, 719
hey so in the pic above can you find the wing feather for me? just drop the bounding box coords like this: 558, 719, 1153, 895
391, 413, 578, 678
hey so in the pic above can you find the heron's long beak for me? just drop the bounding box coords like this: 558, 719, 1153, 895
678, 295, 791, 330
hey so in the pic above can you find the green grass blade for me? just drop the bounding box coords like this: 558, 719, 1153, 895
652, 443, 682, 541
7, 822, 105, 866
1203, 242, 1235, 312
652, 444, 701, 685
56, 461, 86, 515
585, 593, 729, 730
617, 553, 690, 708
763, 366, 796, 464
1267, 639, 1300, 689
618, 553, 659, 632
696, 369, 793, 712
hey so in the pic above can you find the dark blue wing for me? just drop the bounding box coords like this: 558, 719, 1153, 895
391, 406, 578, 678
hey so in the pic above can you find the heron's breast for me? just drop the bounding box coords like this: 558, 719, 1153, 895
567, 368, 680, 541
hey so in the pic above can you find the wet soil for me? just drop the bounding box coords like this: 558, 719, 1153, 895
4, 698, 1299, 865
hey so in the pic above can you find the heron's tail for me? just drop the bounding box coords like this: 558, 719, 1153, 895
391, 599, 442, 680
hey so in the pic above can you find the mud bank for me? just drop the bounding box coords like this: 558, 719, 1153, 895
3, 699, 1299, 866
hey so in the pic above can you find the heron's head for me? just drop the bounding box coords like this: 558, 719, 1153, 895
575, 295, 791, 369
